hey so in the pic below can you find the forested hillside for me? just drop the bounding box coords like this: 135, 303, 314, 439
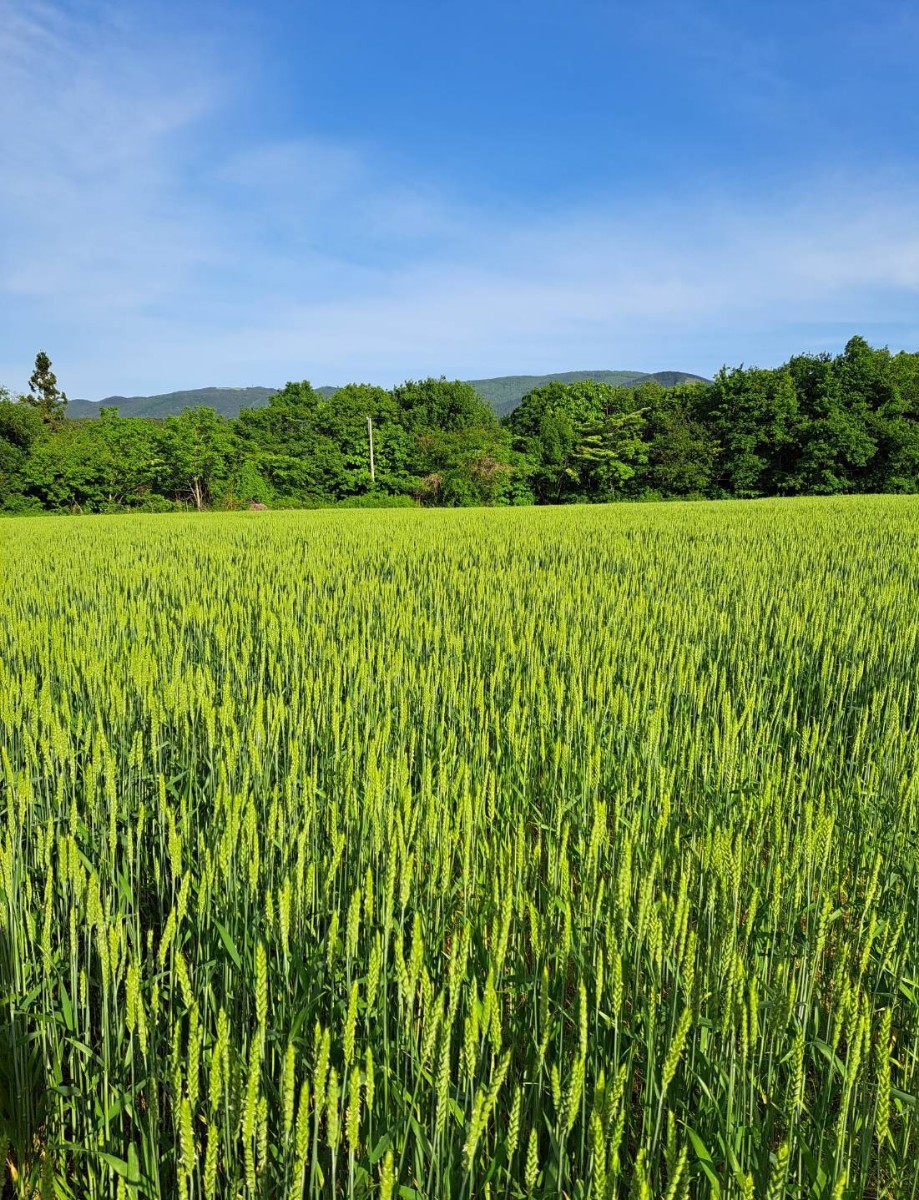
4, 336, 919, 512
66, 387, 279, 419
65, 371, 707, 420
466, 370, 708, 416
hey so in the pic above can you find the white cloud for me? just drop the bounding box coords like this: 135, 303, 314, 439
0, 1, 220, 309
1, 2, 918, 396
170, 186, 919, 384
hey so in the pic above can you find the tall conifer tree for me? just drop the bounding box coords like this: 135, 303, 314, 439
27, 350, 67, 426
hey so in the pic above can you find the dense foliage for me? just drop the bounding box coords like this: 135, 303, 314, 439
465, 372, 653, 419
2, 498, 918, 1199
2, 337, 919, 512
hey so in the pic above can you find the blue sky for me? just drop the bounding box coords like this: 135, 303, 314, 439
2, 0, 918, 398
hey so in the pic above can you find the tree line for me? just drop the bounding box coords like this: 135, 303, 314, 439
2, 336, 919, 513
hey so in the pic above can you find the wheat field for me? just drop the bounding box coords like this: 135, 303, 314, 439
1, 498, 918, 1199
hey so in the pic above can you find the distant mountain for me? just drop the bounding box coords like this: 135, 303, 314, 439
642, 371, 711, 390
67, 371, 709, 421
466, 370, 709, 417
66, 387, 278, 419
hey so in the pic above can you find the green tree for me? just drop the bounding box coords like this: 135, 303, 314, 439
329, 383, 416, 495
237, 378, 513, 505
875, 349, 919, 491
25, 351, 68, 427
834, 336, 919, 493
394, 378, 516, 504
92, 409, 167, 505
783, 349, 875, 493
229, 458, 275, 507
21, 424, 103, 510
0, 396, 43, 509
414, 424, 518, 506
160, 408, 236, 509
509, 380, 648, 503
20, 417, 166, 511
236, 382, 343, 502
699, 366, 799, 496
392, 377, 496, 434
645, 385, 719, 497
7, 338, 919, 512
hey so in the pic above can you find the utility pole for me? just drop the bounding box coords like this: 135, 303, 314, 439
367, 415, 375, 481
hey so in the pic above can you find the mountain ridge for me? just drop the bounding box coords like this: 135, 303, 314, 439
66, 370, 709, 421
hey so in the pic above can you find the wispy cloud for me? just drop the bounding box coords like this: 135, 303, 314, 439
179, 186, 919, 385
1, 1, 918, 396
0, 1, 221, 309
